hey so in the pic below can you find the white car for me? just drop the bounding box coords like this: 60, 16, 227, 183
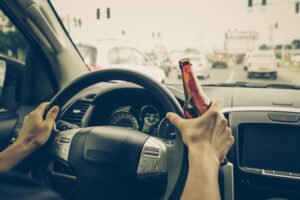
291, 53, 300, 63
247, 50, 278, 79
177, 54, 210, 79
77, 40, 166, 83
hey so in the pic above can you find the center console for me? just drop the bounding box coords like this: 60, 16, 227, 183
240, 123, 300, 177
228, 107, 300, 200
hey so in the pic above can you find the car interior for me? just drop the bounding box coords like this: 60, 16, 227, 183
0, 0, 300, 200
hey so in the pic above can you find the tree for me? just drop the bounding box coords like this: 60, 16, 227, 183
259, 44, 269, 50
292, 39, 300, 49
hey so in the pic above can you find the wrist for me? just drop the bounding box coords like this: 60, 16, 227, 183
188, 144, 220, 167
183, 144, 221, 200
14, 135, 39, 154
8, 142, 32, 158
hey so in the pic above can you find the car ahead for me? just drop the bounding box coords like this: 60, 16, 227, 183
212, 51, 228, 68
177, 54, 210, 79
291, 53, 300, 63
77, 40, 166, 83
145, 52, 160, 67
146, 52, 171, 76
247, 50, 278, 79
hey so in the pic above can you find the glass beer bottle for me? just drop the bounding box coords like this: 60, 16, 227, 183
179, 58, 211, 119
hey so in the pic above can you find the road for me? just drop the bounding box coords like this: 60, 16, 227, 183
165, 62, 300, 86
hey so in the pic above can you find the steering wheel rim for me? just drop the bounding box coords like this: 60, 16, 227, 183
32, 69, 188, 200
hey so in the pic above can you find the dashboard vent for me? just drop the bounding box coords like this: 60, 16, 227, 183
61, 101, 91, 126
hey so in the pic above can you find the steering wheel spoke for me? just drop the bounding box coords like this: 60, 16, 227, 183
52, 129, 80, 162
46, 129, 80, 181
137, 137, 167, 179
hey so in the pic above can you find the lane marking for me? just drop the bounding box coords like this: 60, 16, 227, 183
226, 69, 235, 83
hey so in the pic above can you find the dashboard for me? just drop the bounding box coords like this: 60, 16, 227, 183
105, 104, 175, 141
57, 82, 300, 200
59, 86, 177, 142
108, 105, 160, 134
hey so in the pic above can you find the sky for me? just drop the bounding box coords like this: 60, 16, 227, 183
51, 0, 300, 51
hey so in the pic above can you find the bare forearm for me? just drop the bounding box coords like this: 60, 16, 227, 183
0, 143, 30, 172
181, 147, 220, 200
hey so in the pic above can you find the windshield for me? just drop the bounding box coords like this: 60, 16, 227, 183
77, 44, 98, 66
51, 0, 300, 87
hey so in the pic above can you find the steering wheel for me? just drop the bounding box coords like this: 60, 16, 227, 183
32, 69, 187, 200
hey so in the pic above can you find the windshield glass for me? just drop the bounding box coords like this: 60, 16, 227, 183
51, 0, 300, 87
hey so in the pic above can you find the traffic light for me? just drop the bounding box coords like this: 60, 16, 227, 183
96, 8, 100, 19
107, 8, 110, 19
296, 2, 300, 13
261, 0, 267, 10
248, 0, 253, 12
248, 0, 253, 8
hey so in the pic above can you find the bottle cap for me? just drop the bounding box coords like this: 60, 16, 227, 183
179, 58, 191, 69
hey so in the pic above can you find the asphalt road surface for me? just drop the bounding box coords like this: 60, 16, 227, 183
166, 62, 300, 86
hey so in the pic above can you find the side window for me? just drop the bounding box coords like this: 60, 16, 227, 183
0, 10, 29, 110
0, 10, 29, 62
107, 47, 119, 64
131, 49, 151, 66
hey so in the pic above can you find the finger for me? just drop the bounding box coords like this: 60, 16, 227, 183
166, 112, 185, 128
201, 100, 222, 119
224, 128, 234, 147
34, 102, 50, 115
226, 127, 232, 136
229, 135, 235, 146
44, 106, 59, 129
213, 114, 227, 135
209, 100, 222, 113
220, 113, 228, 125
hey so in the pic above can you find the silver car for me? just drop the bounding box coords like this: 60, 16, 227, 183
177, 54, 210, 79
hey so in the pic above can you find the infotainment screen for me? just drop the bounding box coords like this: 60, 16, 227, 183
240, 124, 300, 173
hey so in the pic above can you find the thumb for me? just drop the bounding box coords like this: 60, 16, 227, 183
44, 106, 59, 129
166, 112, 185, 128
